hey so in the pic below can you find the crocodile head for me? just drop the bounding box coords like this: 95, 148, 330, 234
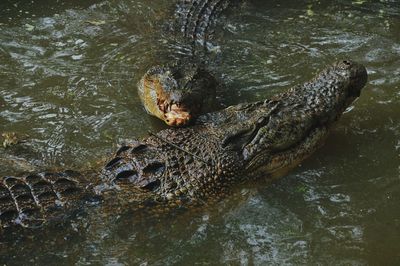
218, 60, 368, 177
138, 63, 217, 126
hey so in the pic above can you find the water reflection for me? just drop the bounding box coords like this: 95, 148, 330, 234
0, 0, 399, 265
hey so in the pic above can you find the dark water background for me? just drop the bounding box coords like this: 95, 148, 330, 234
0, 0, 399, 264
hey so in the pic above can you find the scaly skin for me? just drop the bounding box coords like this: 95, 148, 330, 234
138, 0, 231, 126
0, 61, 368, 230
138, 62, 217, 126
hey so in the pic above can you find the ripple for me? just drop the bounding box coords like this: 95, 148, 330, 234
0, 0, 399, 265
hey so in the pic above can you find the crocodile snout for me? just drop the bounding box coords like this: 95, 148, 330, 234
339, 60, 368, 98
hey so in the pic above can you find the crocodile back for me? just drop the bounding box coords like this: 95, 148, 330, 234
176, 0, 231, 53
138, 0, 236, 126
0, 171, 91, 229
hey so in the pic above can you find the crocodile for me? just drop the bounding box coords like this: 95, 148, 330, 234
138, 0, 232, 126
0, 60, 368, 230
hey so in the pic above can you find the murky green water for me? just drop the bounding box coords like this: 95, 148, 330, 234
0, 0, 399, 265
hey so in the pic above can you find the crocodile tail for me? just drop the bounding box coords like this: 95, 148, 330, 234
176, 0, 231, 53
0, 171, 93, 229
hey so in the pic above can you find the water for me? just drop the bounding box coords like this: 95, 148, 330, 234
0, 0, 399, 264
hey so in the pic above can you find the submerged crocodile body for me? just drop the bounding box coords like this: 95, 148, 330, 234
0, 61, 368, 230
138, 0, 232, 126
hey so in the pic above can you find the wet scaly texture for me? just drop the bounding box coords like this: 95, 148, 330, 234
138, 0, 232, 126
0, 0, 399, 265
1, 61, 367, 232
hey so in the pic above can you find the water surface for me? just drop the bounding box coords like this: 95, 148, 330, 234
0, 0, 399, 265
